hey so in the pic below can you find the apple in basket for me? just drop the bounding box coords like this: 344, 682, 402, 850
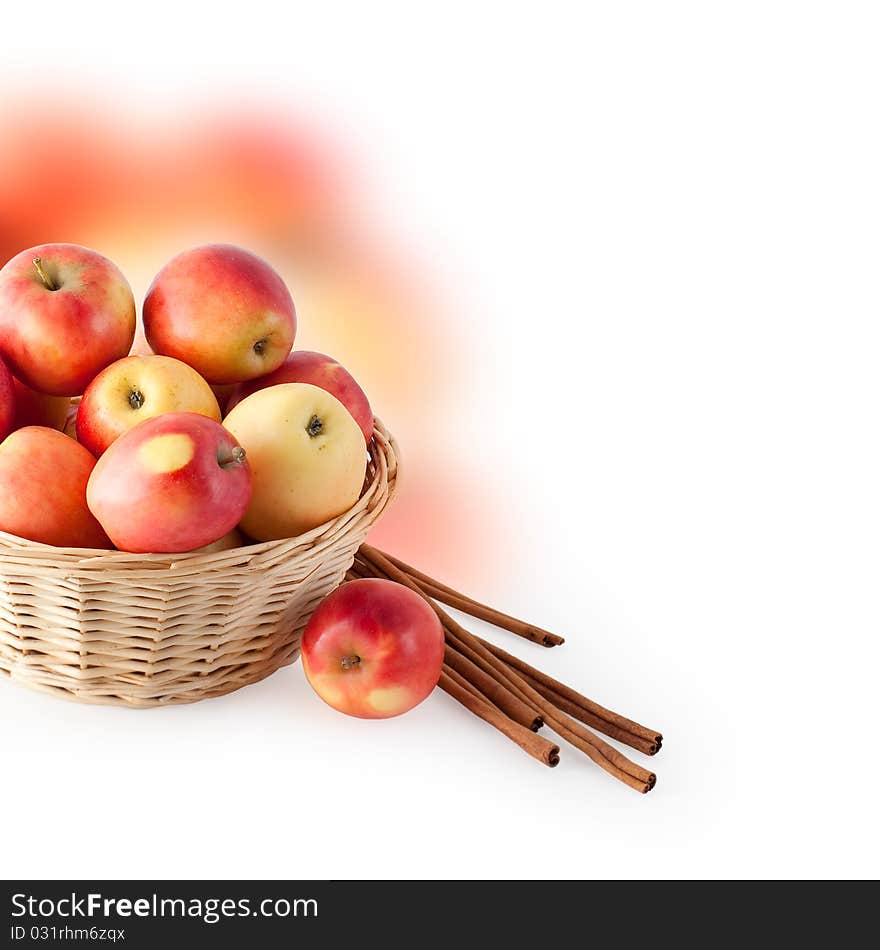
0, 244, 136, 396
227, 350, 374, 443
0, 427, 111, 548
223, 382, 368, 541
143, 244, 297, 385
87, 412, 252, 553
302, 578, 445, 719
77, 354, 221, 456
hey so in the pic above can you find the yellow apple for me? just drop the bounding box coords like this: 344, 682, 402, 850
224, 383, 367, 540
76, 354, 221, 456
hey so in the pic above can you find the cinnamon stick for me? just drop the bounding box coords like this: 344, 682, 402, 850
481, 639, 662, 752
447, 628, 657, 793
445, 645, 543, 732
363, 545, 565, 647
360, 546, 655, 793
438, 671, 560, 768
442, 663, 489, 706
517, 671, 659, 756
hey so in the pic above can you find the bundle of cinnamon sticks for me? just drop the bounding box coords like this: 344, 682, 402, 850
351, 545, 662, 794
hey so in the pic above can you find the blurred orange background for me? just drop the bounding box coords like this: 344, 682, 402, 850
0, 100, 496, 582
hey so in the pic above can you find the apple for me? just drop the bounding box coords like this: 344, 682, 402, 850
143, 244, 296, 384
302, 578, 444, 719
11, 377, 71, 432
0, 356, 13, 442
77, 354, 221, 457
0, 427, 110, 548
227, 351, 373, 443
87, 412, 252, 554
0, 244, 136, 396
223, 383, 367, 541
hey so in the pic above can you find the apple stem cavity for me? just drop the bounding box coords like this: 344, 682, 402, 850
128, 389, 145, 410
33, 257, 58, 292
219, 445, 247, 468
307, 414, 324, 438
253, 339, 267, 356
341, 655, 361, 671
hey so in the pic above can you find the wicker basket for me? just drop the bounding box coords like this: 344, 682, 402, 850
0, 418, 399, 708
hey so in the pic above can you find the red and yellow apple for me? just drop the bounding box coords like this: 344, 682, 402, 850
0, 427, 110, 548
223, 383, 367, 540
227, 350, 373, 443
143, 244, 296, 384
77, 354, 221, 457
0, 244, 136, 396
11, 377, 70, 432
302, 578, 444, 719
0, 356, 13, 442
87, 412, 252, 553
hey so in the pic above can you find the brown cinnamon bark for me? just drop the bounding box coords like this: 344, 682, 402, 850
516, 671, 659, 755
444, 645, 543, 732
481, 639, 662, 752
438, 672, 560, 767
359, 546, 655, 793
446, 626, 657, 792
442, 663, 489, 706
364, 546, 565, 647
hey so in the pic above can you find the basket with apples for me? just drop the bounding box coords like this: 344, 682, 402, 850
0, 243, 663, 794
0, 243, 398, 707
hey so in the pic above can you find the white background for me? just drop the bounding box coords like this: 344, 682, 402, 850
2, 1, 879, 879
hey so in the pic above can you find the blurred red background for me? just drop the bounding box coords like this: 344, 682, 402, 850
0, 101, 495, 581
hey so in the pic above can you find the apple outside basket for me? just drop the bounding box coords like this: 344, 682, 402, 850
0, 414, 399, 708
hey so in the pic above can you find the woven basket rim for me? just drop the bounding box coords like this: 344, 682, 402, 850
0, 415, 398, 568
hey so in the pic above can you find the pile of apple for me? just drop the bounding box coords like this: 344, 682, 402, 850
0, 242, 444, 722
0, 242, 374, 553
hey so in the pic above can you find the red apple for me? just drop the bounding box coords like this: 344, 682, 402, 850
87, 412, 252, 553
0, 244, 136, 396
11, 376, 70, 432
0, 356, 13, 442
143, 244, 296, 385
227, 351, 373, 443
0, 427, 111, 548
77, 354, 221, 457
302, 578, 444, 719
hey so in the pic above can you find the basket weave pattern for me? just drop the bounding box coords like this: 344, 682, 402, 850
0, 419, 398, 707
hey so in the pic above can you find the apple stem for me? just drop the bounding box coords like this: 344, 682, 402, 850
33, 257, 57, 291
219, 446, 247, 468
341, 655, 361, 671
307, 414, 324, 438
